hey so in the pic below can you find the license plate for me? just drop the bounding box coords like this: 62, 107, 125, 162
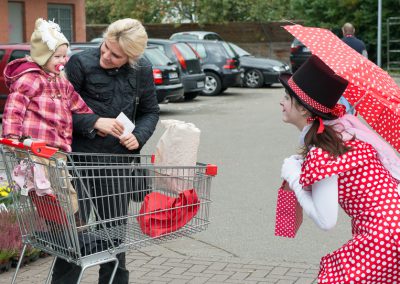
197, 81, 205, 88
169, 72, 178, 79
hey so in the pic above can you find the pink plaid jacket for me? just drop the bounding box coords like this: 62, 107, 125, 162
2, 58, 93, 152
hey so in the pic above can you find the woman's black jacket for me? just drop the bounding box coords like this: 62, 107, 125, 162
65, 47, 160, 154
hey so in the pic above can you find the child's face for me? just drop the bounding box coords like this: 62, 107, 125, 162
280, 92, 308, 129
44, 44, 68, 74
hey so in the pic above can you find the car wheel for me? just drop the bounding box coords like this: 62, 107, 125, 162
244, 69, 264, 88
184, 92, 199, 101
202, 72, 222, 96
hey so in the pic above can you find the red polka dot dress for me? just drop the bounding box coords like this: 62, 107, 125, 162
300, 139, 400, 284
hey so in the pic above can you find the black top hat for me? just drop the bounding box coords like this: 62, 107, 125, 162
279, 55, 348, 120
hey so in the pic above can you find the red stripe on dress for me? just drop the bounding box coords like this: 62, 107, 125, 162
288, 78, 331, 113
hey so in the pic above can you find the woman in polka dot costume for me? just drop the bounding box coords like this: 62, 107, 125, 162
279, 55, 400, 283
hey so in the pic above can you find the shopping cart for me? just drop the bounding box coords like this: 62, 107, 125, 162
0, 138, 217, 284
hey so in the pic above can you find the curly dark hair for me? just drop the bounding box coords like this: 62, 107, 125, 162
301, 118, 353, 158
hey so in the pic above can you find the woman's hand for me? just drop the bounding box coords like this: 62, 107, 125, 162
94, 118, 124, 138
119, 133, 140, 150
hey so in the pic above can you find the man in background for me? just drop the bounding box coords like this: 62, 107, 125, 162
339, 22, 368, 114
341, 22, 368, 58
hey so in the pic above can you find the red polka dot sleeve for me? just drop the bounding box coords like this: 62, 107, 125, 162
300, 140, 377, 187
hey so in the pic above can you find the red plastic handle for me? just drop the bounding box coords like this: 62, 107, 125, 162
206, 164, 218, 176
0, 138, 58, 159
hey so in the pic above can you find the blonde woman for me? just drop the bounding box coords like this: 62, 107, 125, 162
51, 18, 159, 284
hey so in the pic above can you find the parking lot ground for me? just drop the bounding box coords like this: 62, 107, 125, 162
1, 243, 320, 283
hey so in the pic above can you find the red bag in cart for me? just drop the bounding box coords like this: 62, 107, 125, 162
28, 191, 68, 224
274, 181, 303, 238
137, 189, 200, 237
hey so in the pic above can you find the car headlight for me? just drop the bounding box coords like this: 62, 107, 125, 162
272, 66, 281, 72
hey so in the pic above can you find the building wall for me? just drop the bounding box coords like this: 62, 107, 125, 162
0, 0, 85, 43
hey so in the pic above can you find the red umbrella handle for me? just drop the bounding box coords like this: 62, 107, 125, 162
0, 138, 58, 159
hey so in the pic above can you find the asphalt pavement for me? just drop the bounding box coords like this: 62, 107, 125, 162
1, 241, 320, 284
2, 77, 400, 283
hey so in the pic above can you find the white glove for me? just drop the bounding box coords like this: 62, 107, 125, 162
281, 155, 303, 190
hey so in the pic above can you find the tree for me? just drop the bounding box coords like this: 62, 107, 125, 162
86, 0, 168, 24
86, 0, 113, 24
85, 0, 400, 65
164, 0, 199, 23
109, 0, 168, 23
290, 0, 400, 64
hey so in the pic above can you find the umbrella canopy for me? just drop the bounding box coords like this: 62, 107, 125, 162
284, 24, 400, 152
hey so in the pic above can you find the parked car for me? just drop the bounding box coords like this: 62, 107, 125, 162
0, 44, 30, 114
69, 42, 100, 55
90, 37, 103, 43
229, 42, 290, 88
177, 39, 242, 96
71, 42, 185, 103
142, 46, 184, 103
147, 38, 205, 101
290, 38, 311, 73
170, 31, 223, 41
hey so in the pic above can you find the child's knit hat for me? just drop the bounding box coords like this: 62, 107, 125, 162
30, 18, 69, 66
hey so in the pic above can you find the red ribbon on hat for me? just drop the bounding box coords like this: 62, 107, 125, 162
306, 104, 347, 134
307, 116, 325, 134
331, 104, 346, 118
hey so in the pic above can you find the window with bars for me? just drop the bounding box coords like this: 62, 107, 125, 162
48, 4, 73, 42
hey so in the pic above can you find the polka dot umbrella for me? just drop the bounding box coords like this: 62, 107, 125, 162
284, 24, 400, 153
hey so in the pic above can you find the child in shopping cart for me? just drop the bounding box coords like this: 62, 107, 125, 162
2, 18, 93, 227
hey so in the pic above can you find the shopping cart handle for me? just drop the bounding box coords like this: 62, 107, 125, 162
0, 138, 58, 158
206, 164, 218, 176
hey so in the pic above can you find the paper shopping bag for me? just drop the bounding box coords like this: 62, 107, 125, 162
154, 120, 200, 193
274, 181, 303, 238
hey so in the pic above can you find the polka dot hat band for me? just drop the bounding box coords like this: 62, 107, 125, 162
288, 77, 332, 114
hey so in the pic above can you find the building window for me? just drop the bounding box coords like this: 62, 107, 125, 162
8, 2, 24, 43
48, 4, 73, 42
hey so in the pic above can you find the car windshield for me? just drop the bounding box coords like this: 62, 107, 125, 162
292, 38, 304, 46
174, 42, 197, 60
229, 43, 250, 57
69, 44, 98, 56
221, 42, 237, 58
144, 48, 172, 66
9, 50, 29, 62
0, 49, 5, 61
170, 34, 199, 41
204, 34, 223, 41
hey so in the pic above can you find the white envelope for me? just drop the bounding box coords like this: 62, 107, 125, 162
116, 112, 135, 138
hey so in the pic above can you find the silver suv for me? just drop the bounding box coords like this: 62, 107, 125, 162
170, 31, 223, 41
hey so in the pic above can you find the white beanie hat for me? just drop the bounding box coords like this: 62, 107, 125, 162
30, 18, 69, 66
